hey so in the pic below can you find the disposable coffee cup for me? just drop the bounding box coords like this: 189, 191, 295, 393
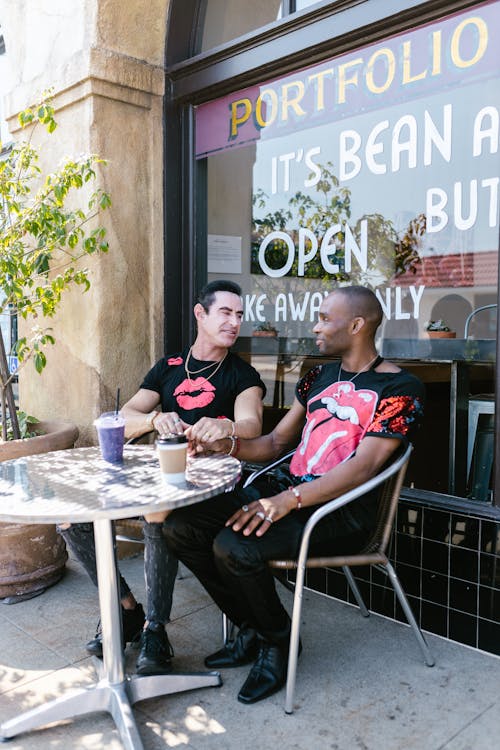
94, 411, 126, 464
157, 434, 188, 485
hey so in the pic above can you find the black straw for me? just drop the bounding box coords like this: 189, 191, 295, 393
115, 388, 120, 417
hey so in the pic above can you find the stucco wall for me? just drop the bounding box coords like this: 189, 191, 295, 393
1, 0, 169, 444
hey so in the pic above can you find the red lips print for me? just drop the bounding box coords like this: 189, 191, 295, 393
167, 357, 183, 366
174, 377, 216, 410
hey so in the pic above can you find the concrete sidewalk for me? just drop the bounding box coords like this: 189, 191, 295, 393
1, 552, 499, 750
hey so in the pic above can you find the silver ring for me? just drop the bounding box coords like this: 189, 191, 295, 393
173, 417, 180, 423
264, 515, 274, 524
204, 433, 211, 440
241, 505, 249, 512
256, 511, 265, 520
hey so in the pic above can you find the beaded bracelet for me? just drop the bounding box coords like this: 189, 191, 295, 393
227, 435, 240, 457
288, 485, 302, 510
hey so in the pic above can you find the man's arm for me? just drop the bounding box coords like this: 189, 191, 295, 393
231, 385, 264, 438
205, 397, 306, 462
278, 435, 401, 511
185, 385, 264, 446
121, 389, 161, 440
230, 435, 401, 537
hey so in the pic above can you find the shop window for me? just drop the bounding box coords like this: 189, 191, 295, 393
196, 2, 500, 502
295, 1, 328, 11
201, 0, 283, 51
201, 0, 329, 52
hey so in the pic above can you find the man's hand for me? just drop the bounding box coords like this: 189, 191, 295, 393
152, 411, 187, 436
225, 492, 295, 537
185, 417, 233, 455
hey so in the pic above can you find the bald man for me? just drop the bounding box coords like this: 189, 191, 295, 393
164, 285, 425, 705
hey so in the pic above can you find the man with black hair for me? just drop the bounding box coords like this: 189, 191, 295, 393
164, 285, 425, 705
60, 280, 265, 673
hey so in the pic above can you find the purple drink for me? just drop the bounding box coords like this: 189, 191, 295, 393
94, 412, 126, 464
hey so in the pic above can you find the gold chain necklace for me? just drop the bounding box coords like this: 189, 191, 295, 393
337, 354, 379, 384
184, 346, 228, 382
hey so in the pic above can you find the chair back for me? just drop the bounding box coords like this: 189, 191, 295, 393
358, 443, 412, 557
269, 443, 412, 570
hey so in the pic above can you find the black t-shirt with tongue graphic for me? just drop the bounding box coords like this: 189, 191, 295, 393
286, 360, 424, 537
291, 361, 424, 478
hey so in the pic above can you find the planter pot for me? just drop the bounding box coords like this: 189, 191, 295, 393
0, 420, 78, 603
0, 522, 68, 601
0, 420, 79, 461
427, 331, 456, 339
252, 331, 278, 337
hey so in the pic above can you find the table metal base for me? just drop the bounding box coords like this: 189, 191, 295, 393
0, 670, 222, 749
0, 517, 222, 749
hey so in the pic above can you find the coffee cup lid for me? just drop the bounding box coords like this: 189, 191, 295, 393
156, 434, 187, 445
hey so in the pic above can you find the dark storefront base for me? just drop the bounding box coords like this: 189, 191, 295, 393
302, 498, 500, 657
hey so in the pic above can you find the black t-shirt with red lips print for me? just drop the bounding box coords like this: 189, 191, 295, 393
140, 350, 266, 425
290, 362, 424, 479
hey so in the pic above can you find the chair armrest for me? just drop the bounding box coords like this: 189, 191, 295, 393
126, 429, 155, 445
294, 444, 412, 567
242, 449, 297, 488
304, 445, 411, 528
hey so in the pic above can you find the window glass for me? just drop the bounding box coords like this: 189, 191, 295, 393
295, 1, 327, 10
201, 1, 331, 52
199, 2, 499, 351
201, 0, 282, 51
197, 2, 499, 500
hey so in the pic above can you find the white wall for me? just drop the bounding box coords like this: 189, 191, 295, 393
0, 24, 10, 143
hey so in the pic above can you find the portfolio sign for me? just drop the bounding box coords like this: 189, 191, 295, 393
196, 6, 496, 156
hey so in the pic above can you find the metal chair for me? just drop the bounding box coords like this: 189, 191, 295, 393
463, 303, 497, 339
229, 444, 434, 714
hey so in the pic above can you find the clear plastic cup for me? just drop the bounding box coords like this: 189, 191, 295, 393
156, 434, 188, 485
94, 412, 126, 464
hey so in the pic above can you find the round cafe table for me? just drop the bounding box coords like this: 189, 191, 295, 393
0, 445, 241, 750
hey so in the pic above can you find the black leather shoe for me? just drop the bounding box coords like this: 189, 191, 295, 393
237, 642, 287, 704
205, 624, 259, 669
85, 602, 145, 658
136, 622, 175, 675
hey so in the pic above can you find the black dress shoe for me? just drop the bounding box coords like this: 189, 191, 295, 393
85, 602, 145, 658
237, 642, 287, 704
136, 622, 175, 675
205, 624, 259, 669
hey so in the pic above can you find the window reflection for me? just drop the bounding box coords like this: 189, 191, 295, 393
197, 3, 499, 502
199, 4, 499, 364
201, 0, 282, 51
201, 0, 329, 51
295, 0, 326, 10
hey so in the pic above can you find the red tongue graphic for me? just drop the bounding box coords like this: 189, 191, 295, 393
174, 377, 216, 410
290, 381, 377, 476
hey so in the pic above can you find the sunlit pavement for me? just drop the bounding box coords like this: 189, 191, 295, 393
1, 551, 499, 749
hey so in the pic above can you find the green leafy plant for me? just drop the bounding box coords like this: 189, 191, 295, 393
250, 160, 425, 284
0, 94, 111, 440
253, 321, 278, 334
0, 410, 39, 440
425, 320, 451, 332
